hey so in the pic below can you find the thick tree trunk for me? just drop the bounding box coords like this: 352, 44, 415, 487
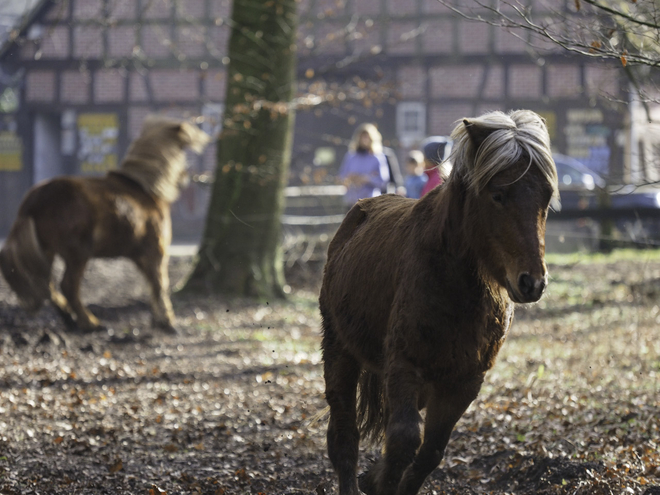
181, 0, 297, 298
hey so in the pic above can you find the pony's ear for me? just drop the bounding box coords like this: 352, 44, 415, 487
463, 119, 495, 151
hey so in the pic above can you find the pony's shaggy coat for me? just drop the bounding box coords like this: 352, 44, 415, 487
0, 116, 210, 331
320, 110, 558, 495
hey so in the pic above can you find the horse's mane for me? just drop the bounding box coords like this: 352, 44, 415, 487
115, 115, 210, 203
446, 109, 560, 208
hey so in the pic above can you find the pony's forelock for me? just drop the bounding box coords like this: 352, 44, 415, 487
448, 110, 560, 208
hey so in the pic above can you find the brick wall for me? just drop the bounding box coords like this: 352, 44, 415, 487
129, 73, 149, 102
208, 25, 230, 59
585, 64, 620, 97
142, 24, 173, 58
73, 26, 103, 59
353, 0, 381, 16
397, 66, 426, 99
351, 22, 381, 54
421, 0, 451, 14
430, 65, 485, 98
108, 0, 136, 20
150, 69, 199, 101
423, 20, 453, 54
459, 21, 490, 55
128, 107, 151, 139
495, 28, 528, 54
73, 0, 103, 20
108, 26, 136, 58
509, 64, 542, 99
429, 103, 472, 135
547, 64, 581, 98
314, 23, 346, 55
177, 25, 206, 58
95, 70, 125, 103
476, 103, 505, 116
482, 65, 505, 99
387, 0, 416, 16
60, 70, 90, 104
177, 0, 206, 19
315, 0, 348, 18
40, 26, 70, 58
26, 71, 56, 102
387, 21, 419, 55
210, 0, 232, 20
143, 0, 171, 20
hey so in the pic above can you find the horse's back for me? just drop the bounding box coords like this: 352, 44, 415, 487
18, 175, 163, 258
326, 194, 416, 261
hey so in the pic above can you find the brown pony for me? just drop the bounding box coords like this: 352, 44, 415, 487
319, 110, 559, 495
0, 116, 210, 332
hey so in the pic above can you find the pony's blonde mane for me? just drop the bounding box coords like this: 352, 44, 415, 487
447, 109, 560, 208
116, 115, 210, 203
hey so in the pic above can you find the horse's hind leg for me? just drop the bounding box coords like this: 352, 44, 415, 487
395, 380, 483, 495
59, 256, 100, 331
322, 320, 362, 495
135, 253, 175, 332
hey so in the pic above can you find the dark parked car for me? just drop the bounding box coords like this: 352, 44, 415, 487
553, 154, 605, 211
552, 154, 660, 242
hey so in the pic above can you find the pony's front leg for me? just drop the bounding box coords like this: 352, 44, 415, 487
360, 363, 422, 495
395, 379, 483, 495
137, 254, 175, 333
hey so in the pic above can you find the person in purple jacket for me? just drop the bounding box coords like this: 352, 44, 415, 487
339, 123, 390, 207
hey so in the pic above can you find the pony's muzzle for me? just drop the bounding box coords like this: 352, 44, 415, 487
517, 272, 547, 302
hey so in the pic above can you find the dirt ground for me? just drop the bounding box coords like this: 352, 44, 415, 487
0, 251, 659, 495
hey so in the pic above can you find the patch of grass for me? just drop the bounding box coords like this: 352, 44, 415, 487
546, 247, 660, 266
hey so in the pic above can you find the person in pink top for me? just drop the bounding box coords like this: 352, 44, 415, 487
420, 137, 452, 197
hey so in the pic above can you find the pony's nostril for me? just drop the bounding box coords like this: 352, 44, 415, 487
518, 273, 535, 296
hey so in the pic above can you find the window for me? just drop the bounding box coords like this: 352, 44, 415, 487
396, 102, 425, 145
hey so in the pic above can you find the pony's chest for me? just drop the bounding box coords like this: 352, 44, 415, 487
400, 300, 514, 380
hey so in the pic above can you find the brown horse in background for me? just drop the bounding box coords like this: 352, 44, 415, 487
319, 110, 559, 495
0, 116, 210, 332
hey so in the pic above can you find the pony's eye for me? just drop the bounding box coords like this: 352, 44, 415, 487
491, 192, 505, 205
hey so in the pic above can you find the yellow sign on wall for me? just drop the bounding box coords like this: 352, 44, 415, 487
77, 113, 119, 175
0, 131, 22, 171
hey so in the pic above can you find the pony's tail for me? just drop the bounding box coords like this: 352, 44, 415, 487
0, 216, 51, 311
357, 370, 387, 445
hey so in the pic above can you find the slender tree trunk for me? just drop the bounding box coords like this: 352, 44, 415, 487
181, 0, 297, 298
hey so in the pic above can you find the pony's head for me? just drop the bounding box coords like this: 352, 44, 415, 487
119, 115, 211, 203
446, 109, 559, 303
